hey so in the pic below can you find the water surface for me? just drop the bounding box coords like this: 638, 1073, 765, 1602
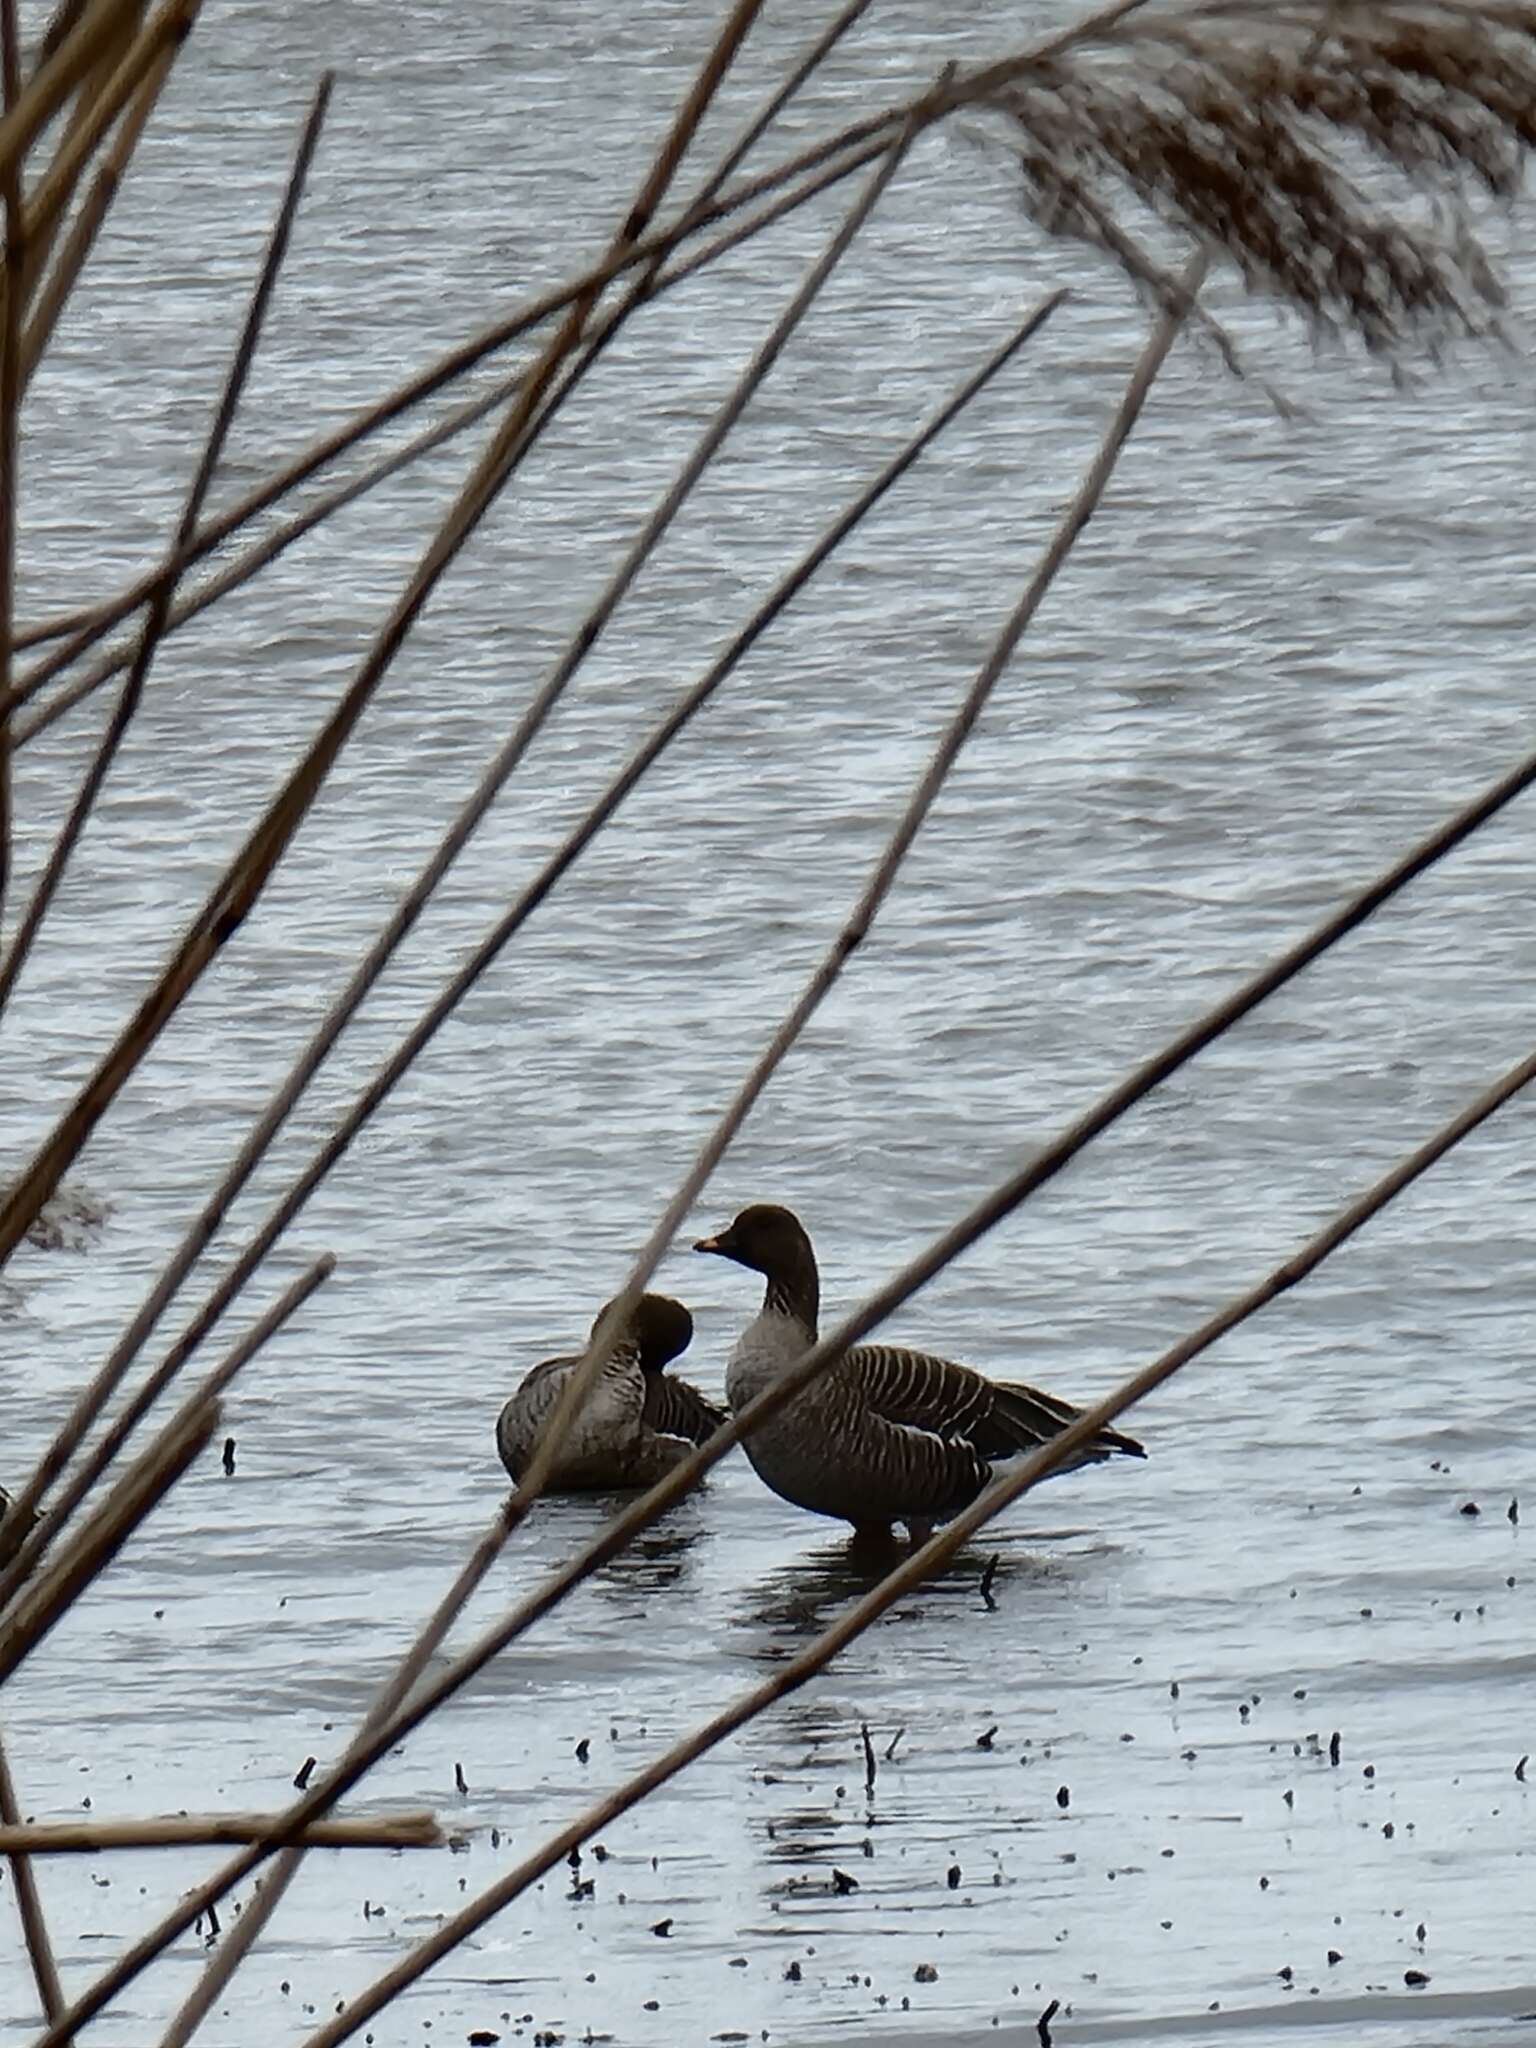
2, 4, 1535, 2046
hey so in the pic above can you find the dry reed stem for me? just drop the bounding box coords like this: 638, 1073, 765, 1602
0, 69, 331, 1027
0, 0, 146, 185
0, 1812, 442, 1853
0, 93, 923, 1619
0, 1251, 334, 1602
0, 1396, 215, 1686
19, 10, 181, 385
15, 0, 193, 297
696, 0, 877, 200
5, 0, 1126, 698
0, 10, 778, 1277
0, 1730, 68, 2039
11, 130, 905, 750
298, 1029, 1536, 2048
0, 0, 18, 946
0, 0, 779, 1544
151, 82, 933, 2048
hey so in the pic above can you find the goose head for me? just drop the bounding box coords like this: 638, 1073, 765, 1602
694, 1204, 819, 1326
588, 1291, 693, 1372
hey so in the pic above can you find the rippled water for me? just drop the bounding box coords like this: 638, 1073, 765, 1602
3, 3, 1536, 2046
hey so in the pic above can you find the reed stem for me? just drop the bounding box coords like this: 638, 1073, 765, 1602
0, 71, 332, 1021
0, 1811, 442, 1853
0, 1730, 68, 2038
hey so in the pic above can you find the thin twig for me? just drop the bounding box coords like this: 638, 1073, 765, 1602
0, 0, 147, 187
0, 1811, 442, 1853
693, 0, 878, 199
0, 0, 20, 945
0, 69, 332, 1021
11, 128, 892, 750
0, 1730, 68, 2037
19, 13, 185, 389
20, 0, 194, 268
296, 1027, 1536, 2048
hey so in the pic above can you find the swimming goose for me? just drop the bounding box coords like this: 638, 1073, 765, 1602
495, 1292, 726, 1492
694, 1204, 1144, 1541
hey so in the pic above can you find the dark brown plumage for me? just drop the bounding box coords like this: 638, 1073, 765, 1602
696, 1204, 1143, 1540
496, 1292, 726, 1492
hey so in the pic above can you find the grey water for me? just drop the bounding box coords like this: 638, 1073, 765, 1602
2, 2, 1535, 2046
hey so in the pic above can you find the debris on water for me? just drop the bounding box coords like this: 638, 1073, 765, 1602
980, 1554, 1000, 1609
1460, 1501, 1480, 1517
1037, 1997, 1060, 2045
16, 1175, 112, 1252
1509, 1498, 1519, 1525
977, 1725, 998, 1750
831, 1869, 858, 1895
1327, 1951, 1343, 1966
1415, 1923, 1427, 1943
1405, 1970, 1430, 1987
575, 1738, 590, 1764
914, 1963, 938, 1982
884, 1727, 905, 1762
1278, 1965, 1293, 1983
947, 1863, 961, 1890
1055, 1786, 1070, 1810
1516, 1755, 1528, 1782
468, 2031, 500, 2043
455, 1762, 469, 1795
1170, 1680, 1180, 1699
1329, 1732, 1342, 1767
650, 1919, 673, 1937
784, 1961, 802, 1982
861, 1722, 877, 1796
221, 1437, 236, 1475
1283, 1789, 1294, 1809
293, 1757, 316, 1791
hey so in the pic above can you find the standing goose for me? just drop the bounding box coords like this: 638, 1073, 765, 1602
496, 1293, 726, 1492
695, 1204, 1144, 1541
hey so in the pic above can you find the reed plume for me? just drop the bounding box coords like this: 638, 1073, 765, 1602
978, 1, 1536, 351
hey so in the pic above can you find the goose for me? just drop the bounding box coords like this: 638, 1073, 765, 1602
694, 1204, 1144, 1541
496, 1292, 726, 1492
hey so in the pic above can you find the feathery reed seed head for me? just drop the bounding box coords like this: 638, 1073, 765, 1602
979, 2, 1536, 351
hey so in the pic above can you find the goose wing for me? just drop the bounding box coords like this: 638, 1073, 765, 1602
990, 1378, 1145, 1462
640, 1372, 728, 1446
848, 1345, 1144, 1463
846, 1343, 1011, 1448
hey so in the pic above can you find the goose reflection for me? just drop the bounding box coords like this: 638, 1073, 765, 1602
735, 1529, 1025, 1644
512, 1489, 707, 1611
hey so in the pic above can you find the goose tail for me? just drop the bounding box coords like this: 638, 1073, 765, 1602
992, 1380, 1146, 1463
